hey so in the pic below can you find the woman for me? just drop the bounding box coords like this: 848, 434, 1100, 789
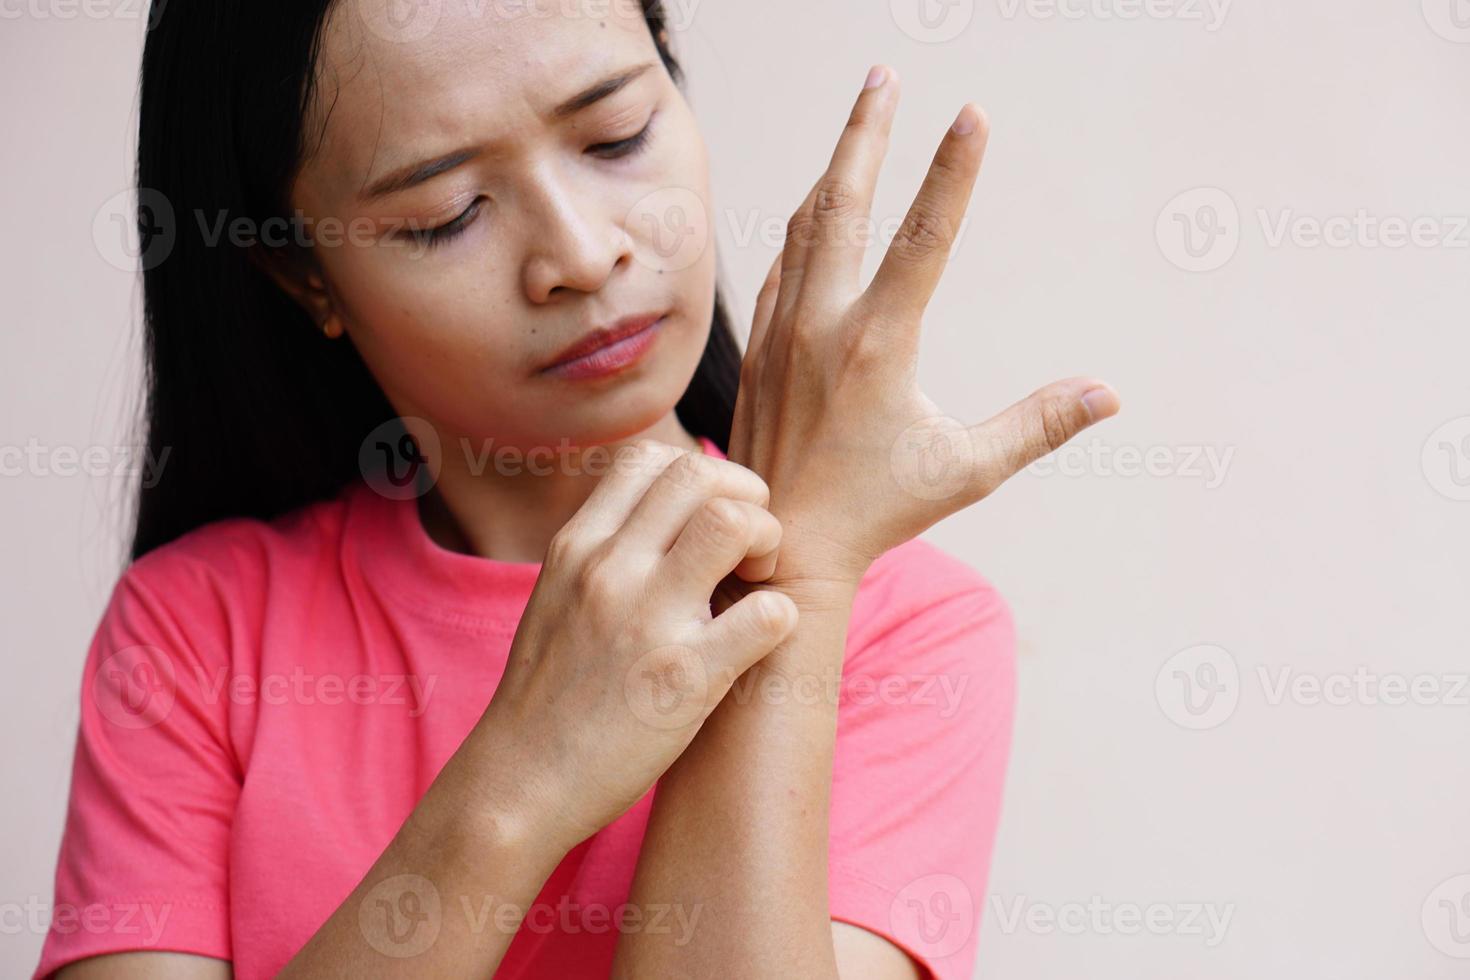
36, 0, 1119, 977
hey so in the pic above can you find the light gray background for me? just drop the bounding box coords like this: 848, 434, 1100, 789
3, 0, 1468, 976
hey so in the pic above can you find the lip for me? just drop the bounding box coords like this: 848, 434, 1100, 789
539, 313, 666, 380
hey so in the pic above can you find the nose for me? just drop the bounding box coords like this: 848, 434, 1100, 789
520, 168, 635, 304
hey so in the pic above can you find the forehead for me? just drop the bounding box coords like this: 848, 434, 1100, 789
305, 0, 657, 186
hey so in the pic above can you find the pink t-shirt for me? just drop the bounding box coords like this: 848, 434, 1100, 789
35, 436, 1015, 980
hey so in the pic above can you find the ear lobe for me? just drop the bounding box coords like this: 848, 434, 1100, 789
249, 245, 343, 338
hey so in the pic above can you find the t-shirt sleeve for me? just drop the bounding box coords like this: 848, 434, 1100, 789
827, 546, 1017, 980
34, 563, 238, 978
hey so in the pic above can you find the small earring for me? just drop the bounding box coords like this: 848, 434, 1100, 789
320, 314, 343, 340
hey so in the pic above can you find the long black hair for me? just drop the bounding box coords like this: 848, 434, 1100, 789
130, 0, 740, 560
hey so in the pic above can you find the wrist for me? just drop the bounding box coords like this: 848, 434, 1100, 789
718, 568, 860, 619
768, 512, 877, 593
457, 709, 589, 862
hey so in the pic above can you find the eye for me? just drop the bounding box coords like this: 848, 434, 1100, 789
586, 113, 656, 160
411, 197, 484, 249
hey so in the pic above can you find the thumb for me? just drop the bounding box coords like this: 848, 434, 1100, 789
967, 377, 1121, 500
699, 587, 799, 686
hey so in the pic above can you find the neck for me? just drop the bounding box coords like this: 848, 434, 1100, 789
416, 413, 705, 564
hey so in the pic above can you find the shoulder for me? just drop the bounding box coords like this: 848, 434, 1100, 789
114, 484, 362, 630
130, 483, 357, 581
851, 536, 1014, 642
846, 536, 1016, 676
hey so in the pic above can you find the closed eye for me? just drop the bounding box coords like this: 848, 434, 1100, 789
409, 197, 484, 249
401, 113, 657, 251
586, 113, 656, 159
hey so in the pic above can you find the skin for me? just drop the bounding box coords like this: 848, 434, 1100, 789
612, 68, 1119, 978
55, 4, 1119, 979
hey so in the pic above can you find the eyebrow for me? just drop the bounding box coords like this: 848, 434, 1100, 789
358, 61, 657, 202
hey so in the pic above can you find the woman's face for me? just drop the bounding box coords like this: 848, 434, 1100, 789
291, 0, 716, 450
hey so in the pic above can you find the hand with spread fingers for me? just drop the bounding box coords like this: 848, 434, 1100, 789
727, 64, 1121, 594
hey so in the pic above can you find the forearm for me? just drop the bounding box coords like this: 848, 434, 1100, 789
278, 718, 573, 977
611, 578, 859, 979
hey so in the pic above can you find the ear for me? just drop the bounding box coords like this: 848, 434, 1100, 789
249, 245, 345, 339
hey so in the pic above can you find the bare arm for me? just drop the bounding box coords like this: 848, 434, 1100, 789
611, 578, 861, 980
55, 442, 798, 979
57, 731, 569, 979
612, 61, 1118, 978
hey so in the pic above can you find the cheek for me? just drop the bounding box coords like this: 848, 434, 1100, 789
314, 242, 528, 403
626, 105, 716, 278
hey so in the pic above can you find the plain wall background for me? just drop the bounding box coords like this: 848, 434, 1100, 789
3, 0, 1468, 975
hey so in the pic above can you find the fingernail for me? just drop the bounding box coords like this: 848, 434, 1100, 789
951, 104, 978, 136
864, 65, 887, 90
1080, 385, 1120, 422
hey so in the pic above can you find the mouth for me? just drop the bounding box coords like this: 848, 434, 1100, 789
538, 312, 667, 381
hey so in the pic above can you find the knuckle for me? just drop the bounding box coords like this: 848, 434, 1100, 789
711, 458, 771, 507
786, 310, 829, 359
929, 148, 966, 186
812, 176, 861, 223
843, 325, 891, 370
744, 470, 771, 508
574, 546, 623, 599
545, 528, 581, 566
613, 438, 662, 475
616, 439, 646, 462
661, 449, 711, 492
697, 497, 748, 541
749, 591, 794, 637
784, 208, 816, 250
891, 204, 950, 262
1036, 397, 1077, 455
751, 508, 782, 548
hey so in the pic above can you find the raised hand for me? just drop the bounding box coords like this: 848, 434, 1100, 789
727, 65, 1121, 590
